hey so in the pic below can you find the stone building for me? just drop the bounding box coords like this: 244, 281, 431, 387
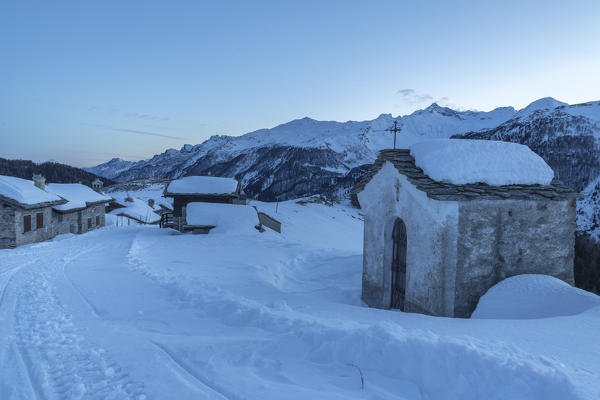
0, 175, 66, 249
0, 175, 112, 249
162, 176, 244, 231
45, 183, 112, 234
354, 141, 578, 318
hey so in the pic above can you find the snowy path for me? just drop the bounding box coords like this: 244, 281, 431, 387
0, 201, 599, 399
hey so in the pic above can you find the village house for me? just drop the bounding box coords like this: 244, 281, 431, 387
354, 140, 578, 318
161, 176, 245, 232
0, 174, 112, 249
106, 193, 162, 226
45, 182, 113, 234
0, 175, 66, 249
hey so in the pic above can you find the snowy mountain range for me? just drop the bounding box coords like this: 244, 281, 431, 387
87, 97, 600, 204
456, 98, 600, 192
87, 102, 518, 198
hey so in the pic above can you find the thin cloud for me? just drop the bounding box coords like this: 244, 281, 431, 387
79, 104, 171, 122
94, 124, 187, 140
123, 112, 170, 122
397, 88, 434, 105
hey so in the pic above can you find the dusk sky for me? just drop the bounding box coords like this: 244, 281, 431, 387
1, 1, 599, 166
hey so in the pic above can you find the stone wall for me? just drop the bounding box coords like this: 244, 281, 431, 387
53, 203, 106, 235
14, 206, 57, 247
79, 203, 106, 234
3, 202, 108, 249
455, 199, 576, 317
0, 202, 17, 249
52, 210, 79, 235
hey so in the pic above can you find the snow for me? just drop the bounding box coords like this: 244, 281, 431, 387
186, 202, 259, 233
166, 176, 238, 195
86, 97, 600, 189
577, 175, 600, 239
88, 102, 519, 182
45, 183, 112, 211
105, 181, 173, 211
0, 198, 599, 399
409, 139, 555, 186
0, 174, 62, 205
472, 274, 600, 319
109, 192, 161, 224
84, 158, 135, 180
517, 97, 568, 117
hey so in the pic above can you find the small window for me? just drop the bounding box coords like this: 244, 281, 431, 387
36, 213, 44, 229
70, 224, 76, 234
23, 215, 31, 233
88, 218, 92, 229
96, 215, 100, 226
58, 214, 63, 223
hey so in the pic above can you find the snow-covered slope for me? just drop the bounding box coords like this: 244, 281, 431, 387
85, 158, 135, 180
457, 99, 600, 192
577, 176, 600, 240
1, 200, 599, 399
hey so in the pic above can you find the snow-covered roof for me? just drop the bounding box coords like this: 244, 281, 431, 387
46, 183, 112, 212
153, 198, 173, 211
0, 175, 64, 207
351, 145, 578, 206
165, 176, 239, 196
109, 195, 161, 224
186, 203, 258, 233
409, 139, 555, 186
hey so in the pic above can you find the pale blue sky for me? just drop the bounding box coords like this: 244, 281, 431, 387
1, 0, 599, 166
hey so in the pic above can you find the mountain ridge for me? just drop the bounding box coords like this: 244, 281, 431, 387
87, 101, 522, 182
85, 97, 600, 206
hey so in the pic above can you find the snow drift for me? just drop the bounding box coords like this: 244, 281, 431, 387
186, 202, 259, 233
472, 274, 600, 319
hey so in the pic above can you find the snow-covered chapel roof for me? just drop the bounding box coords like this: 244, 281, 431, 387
164, 176, 240, 197
409, 140, 555, 186
351, 140, 578, 206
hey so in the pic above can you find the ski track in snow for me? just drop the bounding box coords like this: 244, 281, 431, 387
0, 240, 146, 400
150, 341, 233, 400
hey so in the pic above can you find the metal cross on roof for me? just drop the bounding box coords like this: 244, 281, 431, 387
385, 120, 402, 149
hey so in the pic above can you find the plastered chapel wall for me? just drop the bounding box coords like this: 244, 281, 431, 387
358, 162, 459, 316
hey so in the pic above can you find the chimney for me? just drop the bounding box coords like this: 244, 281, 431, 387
32, 174, 46, 190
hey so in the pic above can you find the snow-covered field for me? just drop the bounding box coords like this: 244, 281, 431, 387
1, 200, 599, 399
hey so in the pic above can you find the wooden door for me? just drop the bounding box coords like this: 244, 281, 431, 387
391, 218, 407, 310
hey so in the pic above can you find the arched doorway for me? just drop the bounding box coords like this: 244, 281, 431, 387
390, 218, 407, 310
